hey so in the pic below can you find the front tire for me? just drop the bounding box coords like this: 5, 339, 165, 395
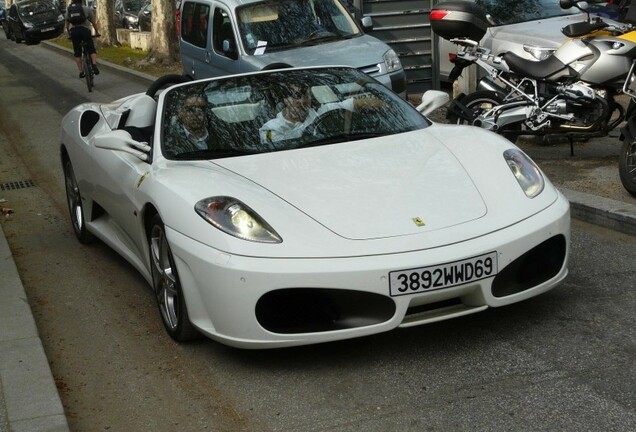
63, 158, 94, 244
149, 214, 199, 342
447, 90, 520, 142
619, 136, 636, 197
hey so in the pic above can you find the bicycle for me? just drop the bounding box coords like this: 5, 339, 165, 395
80, 38, 94, 92
80, 34, 100, 92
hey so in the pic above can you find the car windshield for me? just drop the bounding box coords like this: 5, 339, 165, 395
17, 0, 56, 16
236, 0, 361, 54
119, 0, 144, 13
160, 67, 429, 160
476, 0, 579, 26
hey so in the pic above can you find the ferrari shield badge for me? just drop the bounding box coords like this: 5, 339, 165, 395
137, 172, 149, 188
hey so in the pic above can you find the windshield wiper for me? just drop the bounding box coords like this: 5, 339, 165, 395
297, 33, 342, 46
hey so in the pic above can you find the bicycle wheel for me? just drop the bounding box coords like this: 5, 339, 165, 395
83, 51, 93, 92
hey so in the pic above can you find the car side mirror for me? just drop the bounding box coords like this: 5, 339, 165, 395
93, 130, 151, 162
361, 16, 373, 31
416, 90, 450, 116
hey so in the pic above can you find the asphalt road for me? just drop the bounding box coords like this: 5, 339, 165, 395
0, 39, 634, 431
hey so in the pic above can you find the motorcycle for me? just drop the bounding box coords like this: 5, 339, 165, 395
431, 0, 636, 156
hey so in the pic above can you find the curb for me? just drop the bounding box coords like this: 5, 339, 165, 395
560, 188, 636, 236
0, 223, 70, 432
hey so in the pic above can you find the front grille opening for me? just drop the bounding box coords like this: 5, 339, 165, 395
0, 179, 36, 190
256, 288, 396, 334
492, 235, 566, 298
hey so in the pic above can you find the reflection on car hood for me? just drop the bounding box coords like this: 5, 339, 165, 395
249, 34, 390, 71
213, 131, 487, 240
486, 13, 621, 54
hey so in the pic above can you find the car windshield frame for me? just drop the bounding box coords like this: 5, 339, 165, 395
236, 0, 362, 55
159, 67, 430, 161
476, 0, 579, 26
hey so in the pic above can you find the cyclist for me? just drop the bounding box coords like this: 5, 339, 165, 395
65, 0, 101, 79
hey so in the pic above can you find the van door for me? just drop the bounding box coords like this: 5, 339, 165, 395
209, 6, 242, 76
180, 1, 241, 79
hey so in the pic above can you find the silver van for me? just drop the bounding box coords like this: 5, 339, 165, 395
179, 0, 407, 97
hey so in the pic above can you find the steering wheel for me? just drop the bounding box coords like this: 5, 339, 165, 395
146, 74, 192, 99
303, 108, 350, 138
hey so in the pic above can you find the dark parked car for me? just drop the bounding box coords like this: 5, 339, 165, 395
5, 0, 65, 44
138, 0, 151, 32
115, 0, 143, 31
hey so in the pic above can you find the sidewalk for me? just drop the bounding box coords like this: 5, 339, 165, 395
2, 49, 636, 431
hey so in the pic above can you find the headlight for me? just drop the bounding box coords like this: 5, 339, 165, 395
523, 45, 555, 61
57, 14, 64, 22
23, 21, 33, 28
195, 196, 282, 243
126, 15, 138, 23
504, 149, 544, 198
383, 49, 402, 73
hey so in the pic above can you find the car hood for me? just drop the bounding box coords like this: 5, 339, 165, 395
154, 125, 560, 256
486, 13, 621, 55
211, 131, 487, 240
247, 34, 391, 70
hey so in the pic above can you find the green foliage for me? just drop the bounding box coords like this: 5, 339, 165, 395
51, 37, 182, 77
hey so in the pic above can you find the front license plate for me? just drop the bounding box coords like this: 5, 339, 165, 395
389, 251, 498, 297
41, 27, 54, 32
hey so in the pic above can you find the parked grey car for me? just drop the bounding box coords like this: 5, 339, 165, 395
179, 0, 407, 97
438, 0, 621, 81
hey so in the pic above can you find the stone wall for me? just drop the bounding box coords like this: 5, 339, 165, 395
116, 29, 151, 51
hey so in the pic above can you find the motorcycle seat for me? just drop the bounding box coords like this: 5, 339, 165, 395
502, 52, 568, 80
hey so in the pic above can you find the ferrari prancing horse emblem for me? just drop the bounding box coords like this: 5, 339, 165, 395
412, 217, 425, 227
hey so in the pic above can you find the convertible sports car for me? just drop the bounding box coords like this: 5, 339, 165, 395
60, 66, 570, 349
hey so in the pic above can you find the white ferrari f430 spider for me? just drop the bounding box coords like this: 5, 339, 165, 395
60, 66, 570, 348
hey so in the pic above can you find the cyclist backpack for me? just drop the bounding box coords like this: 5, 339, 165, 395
67, 3, 86, 25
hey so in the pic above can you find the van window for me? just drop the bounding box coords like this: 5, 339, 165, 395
236, 0, 361, 55
181, 1, 211, 48
212, 7, 237, 58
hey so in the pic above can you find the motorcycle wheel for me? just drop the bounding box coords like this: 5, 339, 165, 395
618, 136, 636, 197
447, 90, 520, 143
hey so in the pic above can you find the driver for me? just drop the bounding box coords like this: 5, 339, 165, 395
259, 83, 382, 145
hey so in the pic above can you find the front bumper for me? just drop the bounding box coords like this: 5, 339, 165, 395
26, 23, 64, 41
167, 194, 570, 349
